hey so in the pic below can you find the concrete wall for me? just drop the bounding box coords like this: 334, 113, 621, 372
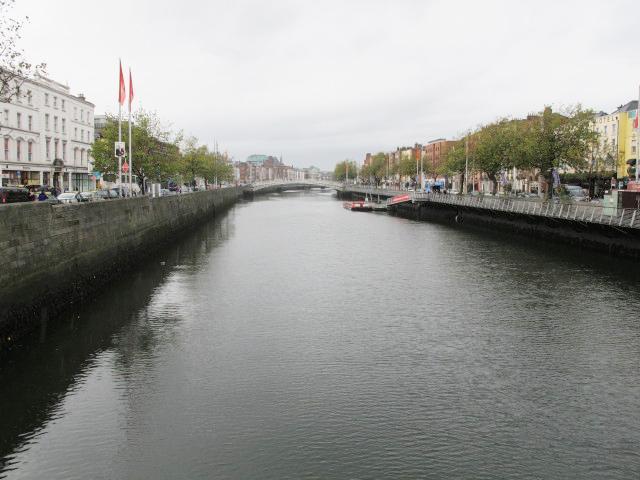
0, 188, 241, 344
390, 202, 640, 258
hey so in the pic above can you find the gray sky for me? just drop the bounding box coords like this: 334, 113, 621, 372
15, 0, 640, 170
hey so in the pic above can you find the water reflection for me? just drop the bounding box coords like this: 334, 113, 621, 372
0, 210, 235, 475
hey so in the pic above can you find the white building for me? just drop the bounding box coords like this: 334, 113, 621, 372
0, 74, 95, 191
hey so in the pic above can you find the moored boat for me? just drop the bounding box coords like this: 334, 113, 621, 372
343, 200, 373, 211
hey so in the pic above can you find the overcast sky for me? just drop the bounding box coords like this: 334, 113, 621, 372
14, 0, 640, 170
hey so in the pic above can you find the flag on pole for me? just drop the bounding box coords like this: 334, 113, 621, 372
128, 68, 134, 109
118, 60, 126, 106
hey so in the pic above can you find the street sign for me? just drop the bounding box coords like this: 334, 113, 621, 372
122, 162, 129, 173
114, 141, 126, 157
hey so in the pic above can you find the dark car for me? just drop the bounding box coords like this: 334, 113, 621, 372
0, 187, 31, 204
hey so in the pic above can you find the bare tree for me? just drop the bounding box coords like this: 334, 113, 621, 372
0, 0, 46, 103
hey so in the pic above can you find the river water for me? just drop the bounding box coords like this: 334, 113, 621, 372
1, 191, 639, 479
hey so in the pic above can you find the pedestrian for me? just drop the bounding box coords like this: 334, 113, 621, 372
37, 190, 47, 201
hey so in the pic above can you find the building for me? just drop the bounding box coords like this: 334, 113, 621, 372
0, 74, 95, 191
94, 114, 107, 139
424, 138, 455, 173
236, 154, 305, 183
592, 101, 638, 178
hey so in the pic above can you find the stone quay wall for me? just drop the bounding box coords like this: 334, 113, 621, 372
389, 201, 640, 259
0, 188, 242, 345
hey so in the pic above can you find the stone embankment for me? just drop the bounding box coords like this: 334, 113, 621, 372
0, 188, 242, 346
340, 187, 640, 259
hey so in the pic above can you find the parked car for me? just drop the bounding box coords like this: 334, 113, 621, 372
79, 191, 104, 202
0, 187, 30, 204
57, 192, 82, 204
562, 185, 588, 202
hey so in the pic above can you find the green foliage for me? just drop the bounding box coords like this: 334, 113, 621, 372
397, 156, 416, 177
93, 111, 234, 187
444, 138, 467, 175
360, 152, 387, 185
516, 106, 596, 176
92, 110, 181, 184
334, 160, 358, 181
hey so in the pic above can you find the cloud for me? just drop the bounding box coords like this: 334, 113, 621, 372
14, 0, 640, 169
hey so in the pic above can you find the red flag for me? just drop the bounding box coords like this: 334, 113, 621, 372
128, 68, 134, 108
118, 60, 126, 106
635, 112, 639, 129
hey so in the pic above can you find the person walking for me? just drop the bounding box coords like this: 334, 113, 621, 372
37, 190, 47, 201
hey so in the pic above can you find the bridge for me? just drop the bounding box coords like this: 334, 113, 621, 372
246, 180, 343, 194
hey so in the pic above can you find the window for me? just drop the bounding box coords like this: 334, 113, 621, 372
54, 116, 58, 132
3, 138, 8, 160
45, 93, 49, 106
27, 91, 32, 105
16, 113, 21, 129
81, 129, 84, 141
16, 140, 21, 160
73, 148, 77, 162
28, 142, 32, 162
53, 96, 57, 108
62, 118, 66, 134
74, 107, 77, 120
28, 115, 32, 131
62, 141, 67, 161
61, 99, 65, 111
81, 149, 85, 165
45, 114, 50, 131
3, 109, 8, 123
54, 139, 59, 159
46, 138, 50, 159
81, 110, 84, 122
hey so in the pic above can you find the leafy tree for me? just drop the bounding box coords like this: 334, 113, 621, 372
201, 150, 234, 185
334, 160, 358, 181
92, 110, 181, 186
473, 119, 520, 193
516, 106, 596, 197
0, 0, 46, 103
397, 156, 416, 178
180, 137, 208, 186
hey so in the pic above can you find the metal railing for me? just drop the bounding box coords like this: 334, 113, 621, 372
250, 179, 342, 190
411, 192, 640, 229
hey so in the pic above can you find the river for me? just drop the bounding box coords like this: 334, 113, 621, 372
1, 190, 638, 479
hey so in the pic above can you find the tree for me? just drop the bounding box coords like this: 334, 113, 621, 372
334, 160, 357, 181
203, 151, 234, 185
180, 137, 208, 186
516, 106, 596, 197
473, 119, 520, 193
0, 0, 46, 103
397, 156, 416, 178
92, 110, 181, 186
444, 138, 467, 175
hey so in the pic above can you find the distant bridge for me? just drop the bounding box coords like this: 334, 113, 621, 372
246, 180, 343, 194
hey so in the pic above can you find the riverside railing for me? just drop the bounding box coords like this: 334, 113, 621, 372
411, 192, 640, 230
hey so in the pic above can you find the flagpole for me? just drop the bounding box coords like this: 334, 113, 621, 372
118, 103, 122, 189
636, 83, 639, 182
128, 68, 133, 197
118, 60, 122, 190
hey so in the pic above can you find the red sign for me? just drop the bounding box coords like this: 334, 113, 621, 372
389, 194, 411, 205
122, 162, 129, 173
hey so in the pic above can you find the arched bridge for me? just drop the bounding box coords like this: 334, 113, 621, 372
246, 180, 343, 194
